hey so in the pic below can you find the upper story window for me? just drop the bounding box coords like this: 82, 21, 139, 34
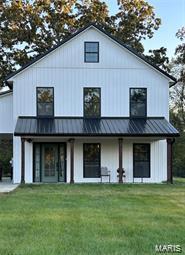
37, 87, 54, 117
84, 42, 99, 63
130, 88, 147, 118
84, 88, 101, 118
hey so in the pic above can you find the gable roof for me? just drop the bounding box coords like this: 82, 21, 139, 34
5, 22, 176, 86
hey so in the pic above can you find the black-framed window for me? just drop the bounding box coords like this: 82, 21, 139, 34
84, 88, 101, 118
37, 87, 54, 117
83, 143, 101, 178
84, 42, 99, 63
133, 144, 150, 178
130, 88, 147, 117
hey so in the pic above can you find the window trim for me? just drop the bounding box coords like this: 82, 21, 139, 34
84, 41, 99, 63
83, 143, 101, 178
36, 87, 54, 118
133, 143, 150, 178
129, 88, 147, 118
83, 87, 101, 118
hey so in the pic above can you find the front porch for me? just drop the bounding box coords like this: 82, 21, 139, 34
13, 117, 179, 184
15, 137, 174, 184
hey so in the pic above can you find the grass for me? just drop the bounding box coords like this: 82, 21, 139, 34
174, 177, 185, 184
0, 181, 185, 255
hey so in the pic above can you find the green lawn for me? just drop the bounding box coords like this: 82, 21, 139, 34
174, 177, 185, 184
0, 182, 185, 255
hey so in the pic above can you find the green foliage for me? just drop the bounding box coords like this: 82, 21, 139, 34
173, 134, 185, 178
115, 0, 161, 52
145, 47, 170, 72
0, 0, 162, 87
0, 139, 12, 176
170, 26, 185, 177
170, 110, 185, 177
170, 110, 185, 178
175, 27, 185, 65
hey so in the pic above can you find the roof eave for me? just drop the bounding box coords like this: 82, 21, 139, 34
0, 89, 13, 97
14, 132, 180, 137
169, 80, 178, 88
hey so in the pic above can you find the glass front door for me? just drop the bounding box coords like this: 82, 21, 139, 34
42, 144, 58, 182
33, 143, 66, 183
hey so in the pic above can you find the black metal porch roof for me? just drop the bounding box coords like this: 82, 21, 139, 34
14, 117, 179, 137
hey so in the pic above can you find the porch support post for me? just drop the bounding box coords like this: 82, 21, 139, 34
118, 138, 123, 183
167, 138, 175, 184
69, 139, 75, 184
21, 138, 25, 184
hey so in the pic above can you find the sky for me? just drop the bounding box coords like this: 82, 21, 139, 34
105, 0, 185, 59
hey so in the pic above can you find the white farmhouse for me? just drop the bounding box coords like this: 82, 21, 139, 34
0, 23, 179, 184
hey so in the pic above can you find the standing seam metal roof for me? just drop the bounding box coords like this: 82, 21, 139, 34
14, 117, 179, 137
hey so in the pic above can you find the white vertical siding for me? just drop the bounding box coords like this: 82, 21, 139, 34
150, 140, 167, 182
101, 140, 118, 182
73, 139, 167, 183
74, 139, 118, 183
123, 143, 133, 182
12, 69, 169, 119
12, 27, 170, 121
0, 93, 13, 133
25, 141, 33, 183
13, 137, 21, 183
127, 139, 167, 183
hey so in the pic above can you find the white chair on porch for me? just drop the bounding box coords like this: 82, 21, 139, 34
100, 167, 111, 183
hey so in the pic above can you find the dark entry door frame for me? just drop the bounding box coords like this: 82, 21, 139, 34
33, 142, 67, 183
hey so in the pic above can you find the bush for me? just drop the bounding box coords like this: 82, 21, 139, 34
173, 132, 185, 177
0, 139, 13, 177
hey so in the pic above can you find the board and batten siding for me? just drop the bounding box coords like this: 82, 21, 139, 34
0, 93, 13, 134
73, 139, 167, 183
125, 140, 167, 183
12, 27, 170, 124
17, 138, 167, 184
10, 26, 170, 183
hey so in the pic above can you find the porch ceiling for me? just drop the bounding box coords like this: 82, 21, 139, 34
14, 117, 179, 137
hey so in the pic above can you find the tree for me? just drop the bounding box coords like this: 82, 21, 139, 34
0, 0, 77, 85
74, 0, 110, 28
170, 27, 185, 131
175, 27, 185, 64
0, 0, 162, 88
145, 47, 170, 72
115, 0, 161, 52
170, 26, 185, 177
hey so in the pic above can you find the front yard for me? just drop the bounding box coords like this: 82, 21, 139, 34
0, 181, 185, 255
